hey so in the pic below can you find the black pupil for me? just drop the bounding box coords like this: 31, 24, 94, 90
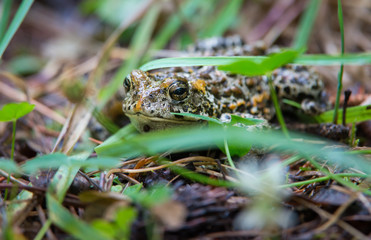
173, 87, 186, 95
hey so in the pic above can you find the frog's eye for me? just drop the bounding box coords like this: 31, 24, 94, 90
123, 76, 131, 92
168, 81, 189, 101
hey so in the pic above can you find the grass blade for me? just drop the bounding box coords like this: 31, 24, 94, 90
140, 53, 371, 71
47, 194, 110, 240
0, 0, 12, 39
95, 126, 371, 176
141, 0, 204, 64
35, 151, 91, 240
268, 76, 289, 137
332, 0, 345, 124
0, 158, 20, 173
293, 0, 321, 50
200, 0, 243, 37
218, 49, 300, 76
140, 56, 264, 71
218, 58, 266, 76
0, 0, 33, 59
147, 0, 201, 52
313, 105, 371, 124
296, 53, 371, 65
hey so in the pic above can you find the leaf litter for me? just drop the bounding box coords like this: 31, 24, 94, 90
0, 1, 370, 239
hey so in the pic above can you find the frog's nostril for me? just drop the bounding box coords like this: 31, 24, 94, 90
174, 114, 184, 119
143, 125, 151, 132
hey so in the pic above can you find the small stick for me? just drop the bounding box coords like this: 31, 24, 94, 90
342, 89, 352, 126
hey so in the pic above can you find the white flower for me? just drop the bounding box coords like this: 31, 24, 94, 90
234, 159, 296, 230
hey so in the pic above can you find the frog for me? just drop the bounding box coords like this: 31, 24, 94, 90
122, 36, 329, 133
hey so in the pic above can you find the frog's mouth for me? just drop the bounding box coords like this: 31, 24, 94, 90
125, 113, 204, 132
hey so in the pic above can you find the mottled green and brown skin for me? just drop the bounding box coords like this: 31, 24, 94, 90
122, 37, 329, 132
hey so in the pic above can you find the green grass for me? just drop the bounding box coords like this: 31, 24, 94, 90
0, 3, 35, 234
0, 0, 33, 59
140, 53, 371, 72
0, 0, 12, 40
142, 0, 203, 63
0, 102, 34, 200
283, 100, 371, 124
93, 121, 371, 198
46, 194, 111, 240
95, 125, 371, 174
293, 0, 321, 50
313, 105, 371, 124
333, 0, 345, 124
200, 0, 243, 38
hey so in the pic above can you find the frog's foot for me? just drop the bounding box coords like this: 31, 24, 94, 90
301, 99, 329, 115
219, 113, 270, 131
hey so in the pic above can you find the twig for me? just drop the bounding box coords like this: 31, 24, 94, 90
114, 172, 141, 185
313, 190, 357, 233
35, 204, 57, 240
0, 169, 28, 185
0, 183, 80, 203
12, 196, 40, 229
78, 170, 102, 191
294, 196, 368, 239
342, 89, 352, 125
106, 156, 217, 179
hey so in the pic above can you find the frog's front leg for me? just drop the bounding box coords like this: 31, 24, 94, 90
300, 98, 329, 115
